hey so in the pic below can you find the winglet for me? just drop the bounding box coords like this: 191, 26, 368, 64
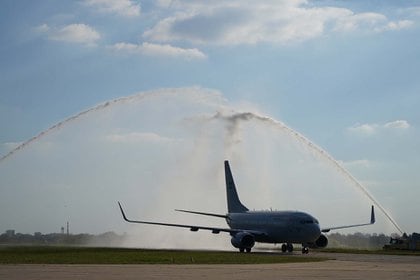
371, 205, 375, 224
118, 201, 129, 222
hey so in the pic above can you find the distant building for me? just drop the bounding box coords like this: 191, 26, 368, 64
5, 230, 15, 237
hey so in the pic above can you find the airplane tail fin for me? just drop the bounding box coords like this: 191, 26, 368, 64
225, 160, 248, 213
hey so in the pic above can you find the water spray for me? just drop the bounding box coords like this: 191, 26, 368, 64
212, 111, 405, 235
0, 87, 222, 163
0, 88, 404, 234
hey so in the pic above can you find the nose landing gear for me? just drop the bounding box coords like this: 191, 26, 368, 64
239, 248, 252, 253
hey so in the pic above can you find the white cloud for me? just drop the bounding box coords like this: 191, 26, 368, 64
143, 1, 413, 45
84, 0, 140, 17
347, 120, 411, 136
34, 23, 50, 33
140, 42, 207, 59
110, 42, 138, 52
347, 123, 379, 136
109, 42, 207, 59
334, 12, 387, 32
374, 20, 414, 32
37, 23, 100, 46
384, 120, 410, 129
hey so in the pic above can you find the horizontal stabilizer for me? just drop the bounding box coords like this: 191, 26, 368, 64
175, 209, 227, 219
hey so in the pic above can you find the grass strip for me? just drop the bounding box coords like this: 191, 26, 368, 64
0, 246, 327, 264
319, 248, 420, 256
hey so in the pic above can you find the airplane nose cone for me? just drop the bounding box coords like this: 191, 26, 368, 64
311, 224, 321, 240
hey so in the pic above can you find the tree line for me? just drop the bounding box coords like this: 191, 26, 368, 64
1, 230, 393, 249
0, 231, 126, 247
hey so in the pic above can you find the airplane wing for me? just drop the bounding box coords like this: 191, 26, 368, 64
321, 205, 375, 233
118, 202, 266, 237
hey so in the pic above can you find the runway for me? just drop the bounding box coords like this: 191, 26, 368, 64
1, 252, 419, 280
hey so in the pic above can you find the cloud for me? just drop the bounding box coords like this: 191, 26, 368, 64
109, 42, 207, 59
34, 23, 50, 33
36, 23, 100, 46
333, 12, 387, 32
143, 1, 413, 45
347, 120, 411, 136
333, 12, 413, 33
347, 123, 379, 136
84, 0, 140, 17
375, 20, 414, 32
383, 120, 410, 129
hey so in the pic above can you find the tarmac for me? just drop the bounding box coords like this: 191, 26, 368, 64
1, 252, 420, 280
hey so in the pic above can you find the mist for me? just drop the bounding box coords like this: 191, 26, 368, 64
0, 87, 399, 249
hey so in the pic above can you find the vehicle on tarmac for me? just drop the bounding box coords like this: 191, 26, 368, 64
384, 232, 420, 251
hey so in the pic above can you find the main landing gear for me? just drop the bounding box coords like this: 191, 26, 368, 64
239, 248, 252, 253
281, 243, 294, 253
281, 244, 309, 254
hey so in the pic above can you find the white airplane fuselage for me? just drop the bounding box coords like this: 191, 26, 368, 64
227, 211, 321, 243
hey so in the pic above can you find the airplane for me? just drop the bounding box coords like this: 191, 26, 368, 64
118, 160, 375, 254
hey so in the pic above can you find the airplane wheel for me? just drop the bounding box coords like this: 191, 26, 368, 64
302, 247, 309, 254
239, 248, 245, 253
287, 243, 293, 252
246, 248, 251, 253
281, 244, 287, 252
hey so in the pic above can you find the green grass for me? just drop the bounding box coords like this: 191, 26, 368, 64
0, 246, 328, 264
319, 247, 420, 256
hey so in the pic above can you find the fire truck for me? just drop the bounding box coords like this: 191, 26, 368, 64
383, 232, 420, 251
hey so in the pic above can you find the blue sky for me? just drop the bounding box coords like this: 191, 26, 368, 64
1, 1, 420, 239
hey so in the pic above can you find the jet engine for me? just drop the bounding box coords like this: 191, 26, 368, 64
231, 232, 255, 249
308, 234, 328, 248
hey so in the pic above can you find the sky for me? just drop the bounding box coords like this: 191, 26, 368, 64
1, 1, 420, 245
